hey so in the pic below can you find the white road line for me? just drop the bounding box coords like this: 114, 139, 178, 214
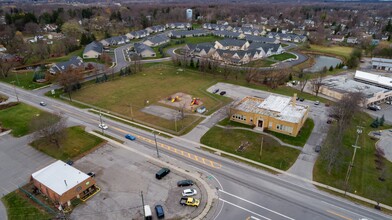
219, 198, 271, 220
219, 189, 295, 220
250, 217, 261, 220
321, 201, 371, 219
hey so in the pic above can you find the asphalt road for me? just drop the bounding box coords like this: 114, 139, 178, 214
0, 82, 390, 220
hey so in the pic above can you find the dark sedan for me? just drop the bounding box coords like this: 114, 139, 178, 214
177, 180, 194, 187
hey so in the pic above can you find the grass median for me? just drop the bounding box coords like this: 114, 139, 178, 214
201, 126, 300, 170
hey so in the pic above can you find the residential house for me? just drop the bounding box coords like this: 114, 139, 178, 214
168, 30, 208, 38
212, 30, 245, 39
134, 43, 156, 58
372, 58, 392, 72
330, 36, 345, 43
49, 56, 84, 74
248, 42, 284, 56
145, 25, 166, 34
100, 35, 129, 46
347, 37, 358, 44
0, 45, 6, 52
166, 22, 191, 29
143, 34, 170, 47
83, 41, 103, 59
214, 39, 250, 51
245, 35, 280, 44
185, 43, 216, 57
230, 95, 309, 137
212, 49, 252, 65
126, 30, 149, 39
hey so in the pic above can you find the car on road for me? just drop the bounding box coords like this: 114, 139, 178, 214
39, 101, 47, 106
125, 134, 136, 141
220, 91, 226, 96
155, 168, 170, 179
314, 101, 320, 105
179, 197, 200, 207
213, 88, 219, 94
87, 172, 96, 178
177, 180, 193, 187
98, 123, 108, 130
155, 205, 165, 219
182, 188, 197, 196
315, 145, 321, 153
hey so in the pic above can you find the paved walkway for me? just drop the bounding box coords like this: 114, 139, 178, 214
375, 129, 392, 162
0, 200, 6, 220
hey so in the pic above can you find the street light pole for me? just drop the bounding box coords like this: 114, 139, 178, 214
152, 131, 160, 158
344, 126, 363, 194
141, 191, 145, 218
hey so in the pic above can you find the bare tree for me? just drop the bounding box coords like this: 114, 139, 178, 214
245, 68, 258, 84
31, 113, 67, 149
0, 61, 15, 78
298, 71, 310, 92
265, 67, 290, 89
310, 70, 326, 96
57, 67, 83, 101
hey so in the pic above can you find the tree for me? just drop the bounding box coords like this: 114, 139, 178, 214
0, 61, 15, 78
329, 66, 334, 71
245, 68, 258, 84
31, 112, 67, 149
57, 67, 83, 101
61, 21, 83, 39
379, 115, 385, 126
371, 117, 380, 128
310, 71, 325, 96
298, 71, 310, 92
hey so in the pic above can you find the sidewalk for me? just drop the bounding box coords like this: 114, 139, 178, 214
0, 201, 7, 220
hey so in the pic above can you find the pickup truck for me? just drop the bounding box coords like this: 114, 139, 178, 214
179, 197, 200, 207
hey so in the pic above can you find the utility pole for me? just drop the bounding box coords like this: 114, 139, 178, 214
141, 191, 145, 218
344, 126, 363, 195
174, 115, 177, 132
152, 131, 160, 158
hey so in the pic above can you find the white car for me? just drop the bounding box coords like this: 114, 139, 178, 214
98, 123, 108, 130
182, 189, 197, 197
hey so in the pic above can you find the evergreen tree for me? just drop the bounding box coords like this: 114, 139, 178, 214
288, 73, 293, 81
190, 58, 194, 68
329, 66, 334, 71
371, 117, 380, 128
195, 59, 199, 68
379, 115, 385, 126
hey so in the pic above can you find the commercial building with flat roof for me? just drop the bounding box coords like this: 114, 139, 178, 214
230, 95, 309, 137
31, 160, 97, 209
372, 57, 392, 72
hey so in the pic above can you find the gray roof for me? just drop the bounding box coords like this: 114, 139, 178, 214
84, 41, 103, 54
248, 42, 281, 53
144, 34, 169, 45
212, 30, 242, 38
186, 42, 214, 53
217, 38, 248, 47
245, 35, 277, 43
170, 30, 208, 37
134, 43, 154, 54
50, 56, 83, 73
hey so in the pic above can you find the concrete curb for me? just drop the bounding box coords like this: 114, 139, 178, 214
0, 199, 7, 220
0, 130, 11, 137
88, 131, 217, 220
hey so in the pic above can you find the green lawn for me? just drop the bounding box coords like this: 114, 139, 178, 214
46, 48, 84, 63
218, 117, 254, 129
0, 71, 50, 90
201, 126, 301, 170
164, 35, 223, 52
30, 126, 104, 161
270, 52, 296, 61
314, 112, 392, 206
243, 59, 276, 68
308, 45, 353, 60
266, 118, 314, 147
0, 103, 56, 137
71, 64, 230, 133
2, 191, 52, 220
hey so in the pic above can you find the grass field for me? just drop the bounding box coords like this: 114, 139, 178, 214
0, 71, 50, 90
308, 45, 353, 60
46, 48, 84, 63
164, 36, 223, 51
2, 191, 52, 220
30, 126, 104, 161
314, 112, 392, 206
218, 117, 254, 129
270, 52, 296, 61
201, 126, 301, 170
0, 103, 56, 137
244, 59, 276, 68
266, 118, 314, 147
71, 64, 231, 133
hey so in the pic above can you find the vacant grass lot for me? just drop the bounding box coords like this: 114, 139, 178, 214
201, 126, 301, 170
0, 71, 50, 90
266, 118, 314, 147
46, 48, 84, 63
244, 59, 276, 68
31, 126, 104, 161
71, 64, 230, 132
308, 45, 353, 60
314, 112, 392, 206
0, 103, 56, 137
270, 52, 296, 61
165, 35, 224, 51
2, 191, 52, 220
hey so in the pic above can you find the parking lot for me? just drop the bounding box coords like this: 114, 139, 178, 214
71, 143, 206, 220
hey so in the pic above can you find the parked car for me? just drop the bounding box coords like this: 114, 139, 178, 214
179, 197, 200, 207
155, 205, 165, 219
87, 172, 96, 178
219, 91, 226, 96
386, 101, 392, 105
144, 205, 152, 220
299, 97, 305, 102
98, 123, 108, 130
177, 180, 193, 187
326, 118, 333, 124
66, 160, 74, 166
213, 88, 219, 94
314, 101, 320, 105
182, 189, 197, 197
125, 134, 136, 141
156, 168, 170, 179
315, 145, 321, 153
39, 101, 47, 106
367, 106, 378, 111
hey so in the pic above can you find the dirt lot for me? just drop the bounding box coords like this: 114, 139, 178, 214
70, 143, 206, 220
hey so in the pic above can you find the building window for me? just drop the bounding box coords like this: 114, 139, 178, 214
269, 122, 272, 128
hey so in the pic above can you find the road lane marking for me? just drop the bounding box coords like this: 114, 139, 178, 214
52, 105, 97, 123
321, 201, 369, 219
219, 198, 271, 220
327, 210, 352, 220
219, 189, 295, 220
111, 126, 222, 169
